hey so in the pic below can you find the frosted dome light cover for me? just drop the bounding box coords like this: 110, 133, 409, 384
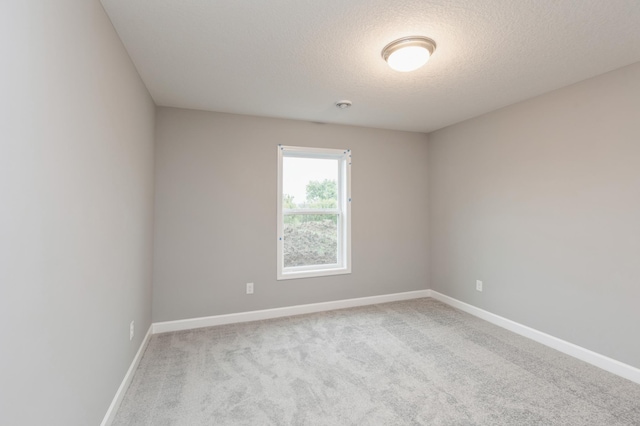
382, 36, 436, 72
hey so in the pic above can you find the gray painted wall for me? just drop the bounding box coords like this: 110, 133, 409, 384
1, 1, 155, 424
428, 62, 640, 369
153, 108, 429, 322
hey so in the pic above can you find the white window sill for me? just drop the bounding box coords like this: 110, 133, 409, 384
277, 267, 351, 281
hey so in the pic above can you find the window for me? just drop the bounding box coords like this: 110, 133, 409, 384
277, 145, 351, 280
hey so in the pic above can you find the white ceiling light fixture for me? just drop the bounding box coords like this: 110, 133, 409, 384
336, 100, 352, 109
382, 36, 437, 72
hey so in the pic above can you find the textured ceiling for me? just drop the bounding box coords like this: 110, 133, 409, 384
100, 0, 640, 133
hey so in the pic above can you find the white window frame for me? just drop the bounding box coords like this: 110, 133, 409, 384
277, 145, 351, 280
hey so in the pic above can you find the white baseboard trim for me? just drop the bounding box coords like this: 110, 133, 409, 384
430, 291, 640, 385
101, 325, 153, 426
153, 289, 431, 334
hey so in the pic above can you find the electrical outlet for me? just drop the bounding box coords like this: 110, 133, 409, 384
246, 282, 254, 294
129, 321, 134, 341
476, 280, 483, 292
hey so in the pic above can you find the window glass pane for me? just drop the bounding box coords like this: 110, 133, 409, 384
283, 157, 338, 209
283, 214, 338, 268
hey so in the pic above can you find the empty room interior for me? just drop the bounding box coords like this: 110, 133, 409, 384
3, 1, 640, 425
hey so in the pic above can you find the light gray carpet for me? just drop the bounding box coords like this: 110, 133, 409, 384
113, 299, 640, 425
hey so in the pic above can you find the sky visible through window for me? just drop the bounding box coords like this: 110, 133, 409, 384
283, 157, 338, 206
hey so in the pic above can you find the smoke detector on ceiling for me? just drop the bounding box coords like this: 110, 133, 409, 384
336, 100, 352, 109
